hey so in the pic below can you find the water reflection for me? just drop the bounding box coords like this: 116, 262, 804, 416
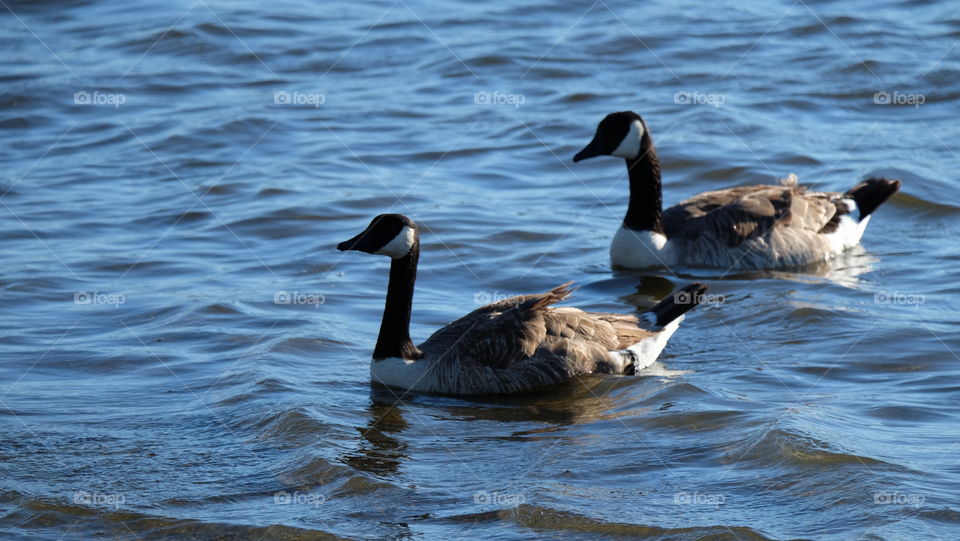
711, 245, 879, 289
342, 399, 410, 476
363, 374, 677, 443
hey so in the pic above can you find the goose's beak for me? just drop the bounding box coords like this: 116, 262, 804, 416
573, 138, 604, 162
337, 229, 376, 253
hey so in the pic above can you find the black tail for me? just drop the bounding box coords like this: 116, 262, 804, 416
846, 178, 901, 221
649, 283, 708, 327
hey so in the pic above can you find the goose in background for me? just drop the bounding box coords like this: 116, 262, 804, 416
572, 111, 902, 270
337, 213, 708, 395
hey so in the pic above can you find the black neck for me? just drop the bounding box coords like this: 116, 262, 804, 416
373, 247, 423, 360
623, 139, 664, 234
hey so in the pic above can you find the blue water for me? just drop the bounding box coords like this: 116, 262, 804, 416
2, 0, 959, 539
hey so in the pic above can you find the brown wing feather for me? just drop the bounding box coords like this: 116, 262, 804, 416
418, 284, 652, 380
590, 313, 658, 349
417, 283, 576, 370
520, 308, 639, 375
662, 185, 841, 247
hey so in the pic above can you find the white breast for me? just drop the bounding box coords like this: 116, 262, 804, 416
610, 226, 674, 268
608, 316, 683, 371
370, 357, 434, 392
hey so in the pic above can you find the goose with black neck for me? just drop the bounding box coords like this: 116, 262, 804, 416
573, 111, 902, 270
337, 213, 708, 395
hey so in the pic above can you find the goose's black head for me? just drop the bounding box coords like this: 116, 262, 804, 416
338, 214, 419, 259
573, 111, 649, 162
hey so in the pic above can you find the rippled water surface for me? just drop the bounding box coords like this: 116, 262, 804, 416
2, 0, 960, 539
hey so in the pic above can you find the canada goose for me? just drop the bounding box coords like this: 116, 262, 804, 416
337, 213, 707, 395
573, 111, 902, 270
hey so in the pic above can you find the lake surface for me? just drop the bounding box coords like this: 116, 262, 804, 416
2, 0, 959, 539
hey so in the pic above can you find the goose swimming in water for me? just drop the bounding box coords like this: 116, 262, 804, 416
573, 111, 902, 270
337, 213, 707, 395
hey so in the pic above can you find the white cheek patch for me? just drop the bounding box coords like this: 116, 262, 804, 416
375, 226, 416, 258
611, 119, 644, 159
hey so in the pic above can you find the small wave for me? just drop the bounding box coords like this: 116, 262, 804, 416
131, 209, 213, 227
5, 491, 340, 539
256, 187, 295, 198
249, 407, 333, 440
517, 66, 583, 79
917, 507, 960, 524
92, 259, 194, 274
445, 504, 774, 540
722, 427, 895, 469
642, 409, 752, 433
555, 92, 605, 104
464, 54, 517, 68
864, 404, 952, 423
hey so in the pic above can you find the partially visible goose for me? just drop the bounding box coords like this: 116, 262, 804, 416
573, 111, 902, 270
337, 213, 707, 395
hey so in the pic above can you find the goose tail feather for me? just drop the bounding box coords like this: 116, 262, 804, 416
649, 283, 708, 327
845, 178, 901, 221
523, 281, 578, 311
